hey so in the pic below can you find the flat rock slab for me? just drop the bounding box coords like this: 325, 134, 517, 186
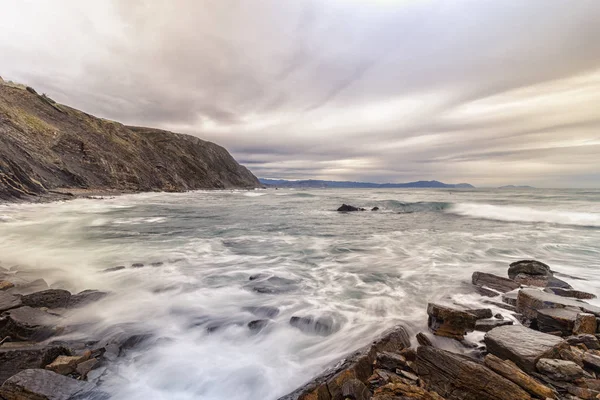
474, 318, 513, 332
21, 289, 71, 309
0, 292, 22, 313
0, 306, 62, 341
537, 307, 578, 335
484, 354, 556, 399
427, 303, 477, 339
517, 288, 600, 320
0, 345, 69, 384
544, 287, 596, 300
536, 358, 585, 382
472, 272, 520, 293
416, 345, 531, 400
0, 368, 95, 400
484, 324, 565, 373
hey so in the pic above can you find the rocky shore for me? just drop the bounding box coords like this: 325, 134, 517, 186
278, 259, 600, 400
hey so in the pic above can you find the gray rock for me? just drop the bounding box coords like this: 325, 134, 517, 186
517, 288, 600, 320
0, 306, 61, 341
545, 287, 597, 300
103, 266, 125, 273
474, 318, 513, 332
0, 292, 22, 313
68, 290, 107, 308
337, 204, 365, 212
247, 319, 269, 332
427, 303, 477, 339
501, 290, 519, 306
14, 279, 49, 295
376, 351, 408, 371
536, 358, 585, 381
416, 332, 433, 346
508, 260, 552, 279
0, 344, 69, 384
583, 352, 600, 372
547, 276, 573, 289
484, 324, 566, 373
416, 345, 531, 400
289, 315, 340, 336
472, 272, 520, 293
566, 334, 600, 350
75, 358, 98, 379
537, 308, 579, 335
21, 289, 71, 309
341, 378, 370, 400
0, 368, 95, 400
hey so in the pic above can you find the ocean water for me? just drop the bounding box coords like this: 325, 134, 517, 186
0, 188, 599, 399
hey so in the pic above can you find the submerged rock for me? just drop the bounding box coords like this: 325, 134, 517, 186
103, 266, 125, 273
484, 325, 565, 373
426, 303, 477, 339
21, 289, 71, 309
242, 306, 280, 319
337, 204, 365, 212
245, 274, 299, 294
371, 207, 379, 211
0, 344, 70, 384
0, 368, 96, 400
289, 315, 340, 336
416, 345, 531, 400
247, 319, 269, 332
0, 292, 23, 313
68, 290, 108, 308
0, 306, 62, 341
508, 260, 552, 280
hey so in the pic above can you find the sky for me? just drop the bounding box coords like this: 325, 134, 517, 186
2, 0, 600, 187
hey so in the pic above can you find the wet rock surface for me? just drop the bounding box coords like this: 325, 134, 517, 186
337, 204, 366, 212
0, 368, 96, 400
472, 271, 521, 293
427, 303, 477, 339
21, 289, 71, 309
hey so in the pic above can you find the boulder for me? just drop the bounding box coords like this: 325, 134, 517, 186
566, 335, 600, 350
474, 319, 513, 332
290, 315, 340, 336
508, 260, 552, 280
517, 288, 600, 321
537, 308, 578, 335
0, 344, 69, 384
371, 207, 379, 211
427, 303, 477, 339
68, 290, 107, 308
545, 287, 596, 300
472, 272, 520, 293
574, 313, 597, 335
0, 307, 61, 341
484, 325, 566, 373
21, 289, 71, 309
0, 369, 95, 400
247, 319, 269, 332
0, 292, 22, 313
484, 354, 556, 399
416, 345, 531, 400
536, 358, 585, 381
337, 204, 365, 212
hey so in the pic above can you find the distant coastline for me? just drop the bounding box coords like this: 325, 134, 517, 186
259, 178, 474, 189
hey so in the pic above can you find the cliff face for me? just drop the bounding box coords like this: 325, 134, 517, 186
0, 83, 260, 201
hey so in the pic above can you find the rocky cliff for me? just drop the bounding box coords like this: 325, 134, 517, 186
0, 81, 260, 201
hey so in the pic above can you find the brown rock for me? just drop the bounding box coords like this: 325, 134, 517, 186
427, 303, 477, 339
417, 332, 433, 347
341, 379, 370, 400
566, 335, 600, 350
416, 346, 531, 400
574, 313, 598, 335
484, 354, 556, 399
583, 352, 600, 372
536, 358, 586, 381
0, 281, 14, 291
537, 308, 578, 335
516, 289, 600, 321
472, 272, 520, 293
376, 352, 407, 371
559, 346, 585, 367
484, 325, 566, 373
514, 273, 549, 287
474, 319, 514, 332
372, 382, 445, 400
45, 353, 90, 375
566, 384, 600, 400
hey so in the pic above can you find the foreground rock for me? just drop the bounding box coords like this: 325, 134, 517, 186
427, 303, 477, 339
0, 369, 96, 400
0, 307, 62, 341
517, 288, 600, 321
484, 325, 565, 373
416, 346, 531, 400
484, 354, 557, 399
21, 289, 71, 309
0, 344, 69, 385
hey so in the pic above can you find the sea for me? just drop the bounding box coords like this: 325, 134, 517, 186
0, 188, 599, 399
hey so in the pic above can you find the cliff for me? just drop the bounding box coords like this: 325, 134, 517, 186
0, 82, 260, 201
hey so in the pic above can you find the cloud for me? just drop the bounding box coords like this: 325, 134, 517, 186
1, 0, 600, 187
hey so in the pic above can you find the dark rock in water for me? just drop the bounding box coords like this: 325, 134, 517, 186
537, 308, 578, 335
472, 271, 520, 293
242, 306, 280, 319
0, 307, 61, 341
0, 292, 23, 313
416, 345, 531, 400
68, 290, 108, 308
150, 262, 164, 267
474, 319, 513, 332
0, 344, 70, 384
131, 263, 144, 268
188, 315, 245, 333
289, 315, 339, 336
337, 204, 365, 212
103, 266, 125, 273
483, 354, 557, 399
465, 308, 493, 319
566, 334, 600, 350
277, 325, 410, 400
494, 313, 504, 319
426, 303, 477, 339
375, 351, 408, 371
544, 287, 596, 300
536, 358, 585, 381
416, 332, 433, 347
371, 207, 379, 211
484, 324, 565, 373
517, 288, 600, 320
21, 289, 71, 309
247, 319, 269, 332
508, 260, 552, 279
0, 368, 96, 400
245, 274, 299, 294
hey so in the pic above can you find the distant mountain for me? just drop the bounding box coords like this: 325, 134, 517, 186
498, 185, 535, 189
259, 178, 474, 189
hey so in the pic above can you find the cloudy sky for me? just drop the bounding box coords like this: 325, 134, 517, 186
2, 0, 600, 187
